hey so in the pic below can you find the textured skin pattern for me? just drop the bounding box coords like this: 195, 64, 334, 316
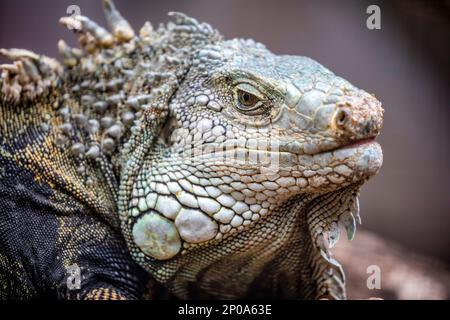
0, 146, 148, 299
0, 1, 383, 299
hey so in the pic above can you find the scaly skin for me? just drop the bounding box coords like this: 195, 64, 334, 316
0, 1, 383, 299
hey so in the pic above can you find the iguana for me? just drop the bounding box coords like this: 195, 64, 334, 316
0, 0, 383, 299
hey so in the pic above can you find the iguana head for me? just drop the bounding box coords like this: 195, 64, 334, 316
120, 16, 383, 298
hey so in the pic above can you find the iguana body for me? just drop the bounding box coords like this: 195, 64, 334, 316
0, 1, 383, 299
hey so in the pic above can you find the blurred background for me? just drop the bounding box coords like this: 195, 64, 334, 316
1, 0, 449, 264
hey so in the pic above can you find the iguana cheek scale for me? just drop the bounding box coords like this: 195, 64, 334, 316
0, 0, 383, 299
132, 212, 182, 260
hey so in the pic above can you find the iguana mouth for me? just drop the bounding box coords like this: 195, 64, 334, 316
310, 137, 378, 156
276, 135, 379, 157
180, 137, 378, 159
340, 137, 376, 150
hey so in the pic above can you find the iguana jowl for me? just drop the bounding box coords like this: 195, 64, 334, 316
0, 1, 383, 299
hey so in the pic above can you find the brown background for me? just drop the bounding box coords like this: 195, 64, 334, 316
1, 0, 449, 263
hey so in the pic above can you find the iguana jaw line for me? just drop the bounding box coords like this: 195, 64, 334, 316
180, 138, 382, 182
341, 137, 376, 149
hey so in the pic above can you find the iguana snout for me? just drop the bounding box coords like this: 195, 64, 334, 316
329, 90, 383, 143
278, 87, 383, 149
274, 78, 384, 189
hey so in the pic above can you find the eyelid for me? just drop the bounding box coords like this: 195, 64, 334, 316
235, 83, 266, 100
236, 100, 266, 113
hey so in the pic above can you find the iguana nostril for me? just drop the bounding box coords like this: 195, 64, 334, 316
363, 119, 375, 135
335, 109, 350, 128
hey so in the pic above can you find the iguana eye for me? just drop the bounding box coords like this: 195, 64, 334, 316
237, 90, 259, 108
234, 83, 268, 115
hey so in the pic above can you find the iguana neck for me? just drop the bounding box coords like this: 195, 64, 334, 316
164, 194, 314, 299
165, 185, 359, 299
